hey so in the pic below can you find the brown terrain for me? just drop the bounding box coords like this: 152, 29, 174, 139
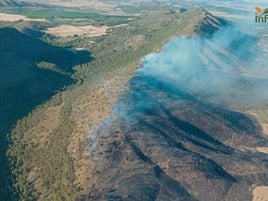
0, 12, 47, 22
45, 25, 108, 37
68, 64, 137, 193
253, 186, 268, 201
31, 104, 62, 148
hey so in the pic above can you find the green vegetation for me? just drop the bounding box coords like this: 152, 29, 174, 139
8, 93, 79, 201
0, 7, 131, 26
0, 27, 91, 200
2, 5, 208, 201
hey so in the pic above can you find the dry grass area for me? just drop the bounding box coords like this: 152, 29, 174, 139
45, 25, 108, 37
256, 147, 268, 154
68, 64, 137, 192
124, 34, 146, 50
30, 104, 62, 148
0, 12, 47, 22
252, 186, 268, 201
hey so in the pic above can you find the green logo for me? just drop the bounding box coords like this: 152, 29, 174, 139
255, 7, 268, 23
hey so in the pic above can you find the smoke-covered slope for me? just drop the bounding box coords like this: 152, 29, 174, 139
80, 9, 268, 201
82, 75, 268, 201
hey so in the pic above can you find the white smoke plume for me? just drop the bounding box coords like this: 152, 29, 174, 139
137, 25, 268, 107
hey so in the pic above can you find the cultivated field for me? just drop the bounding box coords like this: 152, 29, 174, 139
0, 12, 47, 22
45, 25, 108, 37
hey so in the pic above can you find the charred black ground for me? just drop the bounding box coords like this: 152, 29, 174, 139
81, 73, 268, 201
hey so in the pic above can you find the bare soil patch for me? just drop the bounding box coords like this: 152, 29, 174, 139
0, 12, 47, 22
256, 147, 268, 154
45, 25, 108, 37
252, 186, 268, 201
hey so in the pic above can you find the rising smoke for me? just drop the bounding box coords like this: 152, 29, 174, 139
89, 6, 268, 151
137, 25, 268, 107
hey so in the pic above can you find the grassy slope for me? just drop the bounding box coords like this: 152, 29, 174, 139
7, 7, 208, 201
